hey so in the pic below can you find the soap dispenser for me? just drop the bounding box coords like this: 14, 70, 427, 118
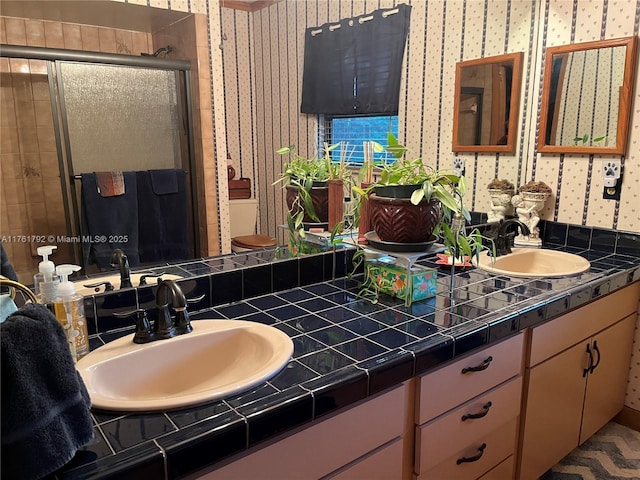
53, 264, 89, 362
33, 245, 60, 305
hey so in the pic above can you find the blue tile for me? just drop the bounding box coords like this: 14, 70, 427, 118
292, 335, 327, 358
83, 296, 97, 335
247, 295, 287, 311
94, 289, 138, 333
176, 276, 211, 312
269, 360, 320, 390
216, 302, 259, 318
567, 225, 592, 249
341, 317, 387, 336
273, 259, 299, 291
543, 222, 568, 246
240, 311, 278, 325
299, 254, 325, 286
406, 333, 454, 375
335, 337, 388, 361
268, 304, 309, 321
286, 314, 331, 333
276, 288, 316, 302
167, 401, 233, 428
297, 348, 353, 374
317, 306, 360, 323
304, 283, 341, 295
368, 328, 417, 349
308, 325, 357, 346
449, 321, 489, 357
616, 232, 640, 256
225, 382, 279, 409
297, 296, 337, 313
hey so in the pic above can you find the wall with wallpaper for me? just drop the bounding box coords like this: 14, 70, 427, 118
218, 0, 640, 410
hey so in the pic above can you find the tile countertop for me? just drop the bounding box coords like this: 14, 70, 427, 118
54, 226, 640, 479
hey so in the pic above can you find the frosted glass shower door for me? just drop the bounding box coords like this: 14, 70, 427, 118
58, 62, 183, 173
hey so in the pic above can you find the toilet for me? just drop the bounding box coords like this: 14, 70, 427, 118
229, 198, 277, 252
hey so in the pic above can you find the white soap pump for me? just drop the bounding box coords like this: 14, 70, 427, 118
53, 264, 89, 362
34, 245, 60, 304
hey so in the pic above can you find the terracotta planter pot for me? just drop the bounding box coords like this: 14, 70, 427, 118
285, 184, 329, 224
368, 193, 441, 243
328, 179, 344, 232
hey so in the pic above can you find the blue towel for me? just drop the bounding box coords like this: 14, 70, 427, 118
81, 172, 140, 269
0, 294, 17, 322
1, 304, 93, 480
136, 169, 190, 263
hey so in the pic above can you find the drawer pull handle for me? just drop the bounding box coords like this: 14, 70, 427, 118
590, 340, 601, 373
461, 356, 493, 374
583, 343, 593, 377
461, 401, 492, 421
456, 443, 487, 465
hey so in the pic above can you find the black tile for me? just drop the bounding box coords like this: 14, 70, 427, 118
286, 314, 331, 333
370, 309, 413, 327
268, 304, 309, 321
358, 349, 414, 395
83, 296, 97, 335
518, 301, 547, 329
298, 296, 337, 313
273, 322, 299, 337
543, 222, 568, 246
297, 348, 353, 374
273, 259, 299, 291
335, 337, 388, 361
205, 257, 240, 272
569, 284, 592, 309
323, 250, 335, 281
268, 360, 320, 390
406, 333, 454, 375
616, 232, 640, 256
167, 401, 233, 428
317, 306, 360, 323
449, 321, 489, 357
237, 386, 313, 446
100, 413, 177, 452
247, 295, 287, 311
299, 254, 325, 286
178, 261, 219, 275
308, 325, 357, 346
485, 311, 520, 343
63, 427, 113, 468
98, 327, 135, 345
159, 414, 247, 479
304, 283, 341, 295
210, 270, 242, 306
344, 298, 387, 314
334, 249, 349, 278
240, 311, 278, 325
243, 264, 273, 298
396, 319, 440, 337
367, 328, 417, 349
567, 225, 591, 249
88, 335, 104, 351
276, 288, 316, 302
216, 302, 259, 319
292, 335, 328, 358
302, 366, 368, 418
57, 441, 165, 480
231, 253, 265, 267
341, 317, 387, 336
590, 228, 617, 253
225, 382, 279, 409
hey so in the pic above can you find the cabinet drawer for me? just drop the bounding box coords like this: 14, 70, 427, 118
417, 333, 524, 424
415, 377, 521, 475
529, 283, 640, 367
417, 417, 517, 480
478, 456, 514, 480
325, 438, 404, 480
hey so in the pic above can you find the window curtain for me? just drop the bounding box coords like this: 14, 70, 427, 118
300, 4, 412, 115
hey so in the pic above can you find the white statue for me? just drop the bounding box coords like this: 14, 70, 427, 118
487, 190, 514, 223
511, 194, 546, 247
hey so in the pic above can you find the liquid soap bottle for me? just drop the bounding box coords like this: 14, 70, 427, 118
33, 245, 60, 305
53, 264, 89, 362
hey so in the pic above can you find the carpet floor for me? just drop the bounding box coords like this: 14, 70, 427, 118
540, 422, 640, 480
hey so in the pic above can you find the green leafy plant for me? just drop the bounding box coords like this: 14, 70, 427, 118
573, 133, 606, 146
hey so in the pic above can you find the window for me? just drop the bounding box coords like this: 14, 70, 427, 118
321, 114, 398, 166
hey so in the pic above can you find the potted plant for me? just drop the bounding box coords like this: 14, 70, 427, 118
354, 133, 470, 244
274, 143, 353, 255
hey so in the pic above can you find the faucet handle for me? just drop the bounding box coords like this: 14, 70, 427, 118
114, 308, 153, 343
187, 294, 206, 304
83, 280, 115, 292
139, 272, 166, 285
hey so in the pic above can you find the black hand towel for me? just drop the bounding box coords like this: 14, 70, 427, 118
1, 304, 94, 480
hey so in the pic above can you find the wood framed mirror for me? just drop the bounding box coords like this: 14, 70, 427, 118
452, 52, 523, 153
538, 36, 638, 155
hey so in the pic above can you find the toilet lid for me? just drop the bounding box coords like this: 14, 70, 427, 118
232, 234, 277, 248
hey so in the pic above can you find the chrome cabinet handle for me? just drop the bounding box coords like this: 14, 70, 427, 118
461, 401, 492, 421
461, 356, 493, 374
456, 443, 487, 464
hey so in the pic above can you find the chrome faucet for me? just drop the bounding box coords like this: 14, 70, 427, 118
110, 249, 132, 289
490, 219, 531, 257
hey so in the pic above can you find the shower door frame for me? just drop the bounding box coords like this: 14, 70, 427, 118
0, 44, 199, 268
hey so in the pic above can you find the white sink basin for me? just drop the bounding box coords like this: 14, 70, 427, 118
74, 273, 182, 295
474, 248, 591, 278
76, 319, 294, 412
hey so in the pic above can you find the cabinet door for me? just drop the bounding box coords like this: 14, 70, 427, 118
325, 438, 404, 480
518, 341, 587, 480
580, 314, 637, 444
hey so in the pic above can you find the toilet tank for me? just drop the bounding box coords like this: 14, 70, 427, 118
229, 198, 258, 237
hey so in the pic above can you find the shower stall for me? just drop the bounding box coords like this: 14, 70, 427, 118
0, 44, 197, 278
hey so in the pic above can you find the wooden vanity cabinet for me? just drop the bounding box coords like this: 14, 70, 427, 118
414, 333, 525, 480
517, 283, 639, 480
196, 382, 414, 480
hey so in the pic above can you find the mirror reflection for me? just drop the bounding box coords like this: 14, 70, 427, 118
452, 52, 523, 153
538, 36, 638, 154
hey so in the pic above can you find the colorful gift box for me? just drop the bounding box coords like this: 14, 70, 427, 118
365, 259, 437, 305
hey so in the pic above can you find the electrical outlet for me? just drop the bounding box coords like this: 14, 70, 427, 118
603, 173, 622, 200
453, 157, 465, 175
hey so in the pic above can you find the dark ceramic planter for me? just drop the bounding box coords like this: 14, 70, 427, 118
368, 193, 441, 243
285, 184, 329, 224
373, 184, 422, 199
